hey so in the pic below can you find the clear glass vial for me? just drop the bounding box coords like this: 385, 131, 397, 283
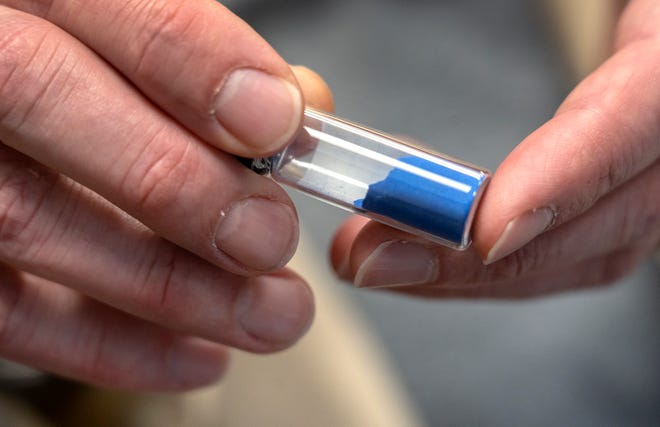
248, 108, 490, 249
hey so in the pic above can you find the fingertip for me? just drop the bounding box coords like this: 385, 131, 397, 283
330, 215, 370, 279
470, 134, 557, 261
164, 338, 230, 391
213, 68, 304, 157
235, 270, 315, 352
291, 65, 335, 112
213, 63, 334, 160
471, 182, 512, 262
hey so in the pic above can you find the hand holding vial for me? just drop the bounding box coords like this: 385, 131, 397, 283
0, 0, 658, 393
331, 0, 659, 297
0, 0, 331, 390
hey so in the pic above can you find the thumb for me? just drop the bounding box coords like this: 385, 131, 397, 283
474, 37, 660, 263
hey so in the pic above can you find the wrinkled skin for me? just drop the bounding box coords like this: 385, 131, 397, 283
0, 0, 332, 390
0, 0, 657, 392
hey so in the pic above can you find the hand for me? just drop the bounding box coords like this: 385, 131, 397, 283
331, 0, 659, 298
0, 0, 332, 390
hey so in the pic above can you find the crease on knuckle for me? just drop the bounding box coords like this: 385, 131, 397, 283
0, 162, 57, 260
129, 0, 200, 82
0, 15, 43, 124
71, 302, 131, 385
614, 161, 660, 246
577, 111, 627, 207
77, 315, 111, 381
486, 240, 544, 283
561, 74, 656, 217
125, 129, 196, 214
0, 15, 76, 134
133, 243, 189, 319
593, 123, 645, 199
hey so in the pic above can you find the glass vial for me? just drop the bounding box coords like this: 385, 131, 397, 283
258, 108, 490, 249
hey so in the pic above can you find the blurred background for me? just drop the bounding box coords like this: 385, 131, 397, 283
1, 0, 658, 426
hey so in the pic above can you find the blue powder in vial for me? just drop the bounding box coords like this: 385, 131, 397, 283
354, 156, 486, 244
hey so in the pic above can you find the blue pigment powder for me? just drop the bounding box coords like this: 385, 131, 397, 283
354, 156, 487, 244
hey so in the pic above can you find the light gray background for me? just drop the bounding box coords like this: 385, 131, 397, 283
227, 1, 660, 425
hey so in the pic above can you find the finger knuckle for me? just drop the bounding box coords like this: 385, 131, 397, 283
132, 244, 189, 319
615, 161, 660, 246
0, 12, 63, 130
78, 320, 111, 381
486, 239, 546, 282
490, 251, 527, 282
559, 107, 648, 218
124, 130, 196, 214
590, 125, 638, 204
0, 14, 41, 121
129, 0, 202, 80
0, 159, 57, 260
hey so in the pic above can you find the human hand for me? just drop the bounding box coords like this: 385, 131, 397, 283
0, 0, 332, 390
331, 0, 659, 298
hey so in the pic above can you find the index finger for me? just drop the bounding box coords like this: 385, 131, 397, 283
5, 0, 302, 157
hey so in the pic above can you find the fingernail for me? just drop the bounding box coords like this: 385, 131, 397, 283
215, 198, 298, 271
214, 68, 302, 153
354, 241, 438, 288
485, 206, 557, 265
236, 275, 314, 346
165, 338, 227, 389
